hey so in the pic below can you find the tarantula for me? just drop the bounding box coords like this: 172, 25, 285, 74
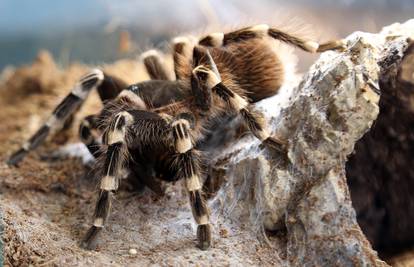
7, 24, 343, 250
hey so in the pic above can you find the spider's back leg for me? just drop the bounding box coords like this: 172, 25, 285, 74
172, 36, 194, 81
141, 50, 173, 80
199, 24, 344, 53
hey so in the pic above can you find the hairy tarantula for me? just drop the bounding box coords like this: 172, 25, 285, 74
7, 24, 343, 250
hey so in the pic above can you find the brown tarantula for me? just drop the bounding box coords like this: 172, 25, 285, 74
7, 24, 343, 250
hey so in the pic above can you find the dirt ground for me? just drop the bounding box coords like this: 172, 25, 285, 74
1, 51, 413, 266
0, 51, 287, 266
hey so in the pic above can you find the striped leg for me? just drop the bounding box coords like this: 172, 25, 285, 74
141, 50, 172, 80
198, 24, 344, 53
7, 69, 105, 166
171, 117, 212, 250
192, 66, 286, 150
7, 70, 130, 166
81, 111, 133, 249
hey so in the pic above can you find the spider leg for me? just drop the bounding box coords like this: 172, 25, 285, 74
79, 114, 103, 159
188, 45, 220, 114
192, 60, 286, 151
79, 113, 168, 194
170, 115, 212, 250
81, 111, 133, 249
172, 36, 192, 80
141, 50, 172, 80
203, 165, 226, 199
80, 83, 148, 159
198, 24, 344, 53
7, 69, 130, 166
7, 70, 104, 166
96, 73, 128, 102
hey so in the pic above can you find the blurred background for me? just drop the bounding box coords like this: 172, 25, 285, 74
1, 0, 414, 71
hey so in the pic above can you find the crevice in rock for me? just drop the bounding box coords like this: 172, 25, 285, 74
346, 40, 414, 258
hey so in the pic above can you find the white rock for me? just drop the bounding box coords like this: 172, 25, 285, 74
128, 248, 137, 255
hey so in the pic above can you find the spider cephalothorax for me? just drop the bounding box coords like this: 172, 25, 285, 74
7, 24, 343, 250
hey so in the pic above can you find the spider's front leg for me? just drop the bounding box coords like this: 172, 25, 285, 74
170, 115, 212, 250
81, 111, 133, 249
79, 87, 148, 160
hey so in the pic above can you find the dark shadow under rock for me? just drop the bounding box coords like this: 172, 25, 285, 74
346, 40, 414, 256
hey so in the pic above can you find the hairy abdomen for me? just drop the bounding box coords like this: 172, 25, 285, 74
210, 40, 284, 103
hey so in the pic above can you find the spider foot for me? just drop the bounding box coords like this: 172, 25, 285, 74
7, 148, 28, 166
80, 226, 102, 250
197, 224, 212, 250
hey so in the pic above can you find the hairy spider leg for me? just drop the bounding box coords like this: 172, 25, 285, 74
198, 24, 344, 53
79, 85, 148, 158
81, 115, 167, 194
191, 49, 286, 151
171, 116, 212, 250
7, 70, 101, 165
7, 69, 131, 166
81, 111, 133, 249
172, 36, 193, 80
141, 49, 172, 80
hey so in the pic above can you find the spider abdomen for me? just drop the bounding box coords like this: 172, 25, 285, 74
210, 40, 284, 103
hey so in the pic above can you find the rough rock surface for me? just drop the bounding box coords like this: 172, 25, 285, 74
210, 20, 414, 266
1, 20, 413, 266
